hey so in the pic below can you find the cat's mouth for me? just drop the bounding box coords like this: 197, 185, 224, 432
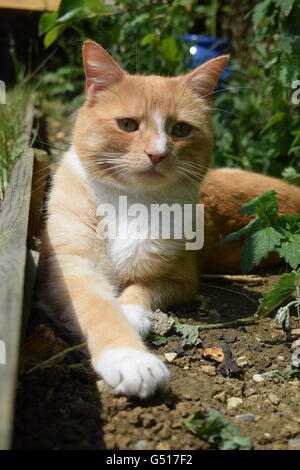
136, 167, 164, 178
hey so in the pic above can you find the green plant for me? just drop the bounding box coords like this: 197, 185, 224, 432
39, 0, 203, 81
213, 0, 300, 179
184, 408, 252, 450
0, 84, 33, 200
221, 190, 300, 334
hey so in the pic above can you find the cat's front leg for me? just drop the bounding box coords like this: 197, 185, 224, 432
118, 258, 198, 333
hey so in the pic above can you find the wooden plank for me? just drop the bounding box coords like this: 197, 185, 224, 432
0, 0, 60, 10
0, 148, 34, 450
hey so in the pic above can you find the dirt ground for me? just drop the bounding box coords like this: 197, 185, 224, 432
13, 109, 300, 450
13, 274, 300, 450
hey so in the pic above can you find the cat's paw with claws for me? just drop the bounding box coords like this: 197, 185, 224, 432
120, 304, 152, 338
94, 348, 170, 399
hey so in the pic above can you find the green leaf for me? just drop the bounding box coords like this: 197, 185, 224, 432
239, 190, 278, 216
170, 314, 201, 348
261, 112, 285, 133
184, 408, 252, 450
219, 217, 261, 246
58, 0, 84, 17
44, 24, 68, 48
39, 11, 58, 35
159, 38, 181, 62
252, 0, 274, 28
140, 33, 157, 46
148, 333, 174, 346
276, 234, 300, 269
258, 271, 300, 316
240, 226, 285, 273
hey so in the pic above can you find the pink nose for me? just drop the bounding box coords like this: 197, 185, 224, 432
145, 151, 167, 166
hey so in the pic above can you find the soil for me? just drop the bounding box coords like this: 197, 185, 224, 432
13, 108, 300, 450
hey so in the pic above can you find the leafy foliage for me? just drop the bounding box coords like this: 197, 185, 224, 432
170, 313, 202, 348
220, 191, 300, 273
39, 0, 202, 78
213, 0, 300, 179
184, 408, 252, 450
258, 271, 300, 317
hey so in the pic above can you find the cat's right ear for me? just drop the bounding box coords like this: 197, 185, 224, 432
82, 40, 125, 105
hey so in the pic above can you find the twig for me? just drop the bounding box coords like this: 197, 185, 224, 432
202, 274, 266, 285
197, 316, 257, 330
200, 281, 258, 304
26, 342, 86, 374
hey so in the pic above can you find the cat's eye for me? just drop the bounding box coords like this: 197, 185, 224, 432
171, 122, 192, 139
117, 118, 139, 133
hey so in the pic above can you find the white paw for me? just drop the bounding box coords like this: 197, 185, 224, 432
94, 347, 170, 399
120, 304, 152, 338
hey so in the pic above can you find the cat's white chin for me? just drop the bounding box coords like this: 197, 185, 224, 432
94, 347, 170, 399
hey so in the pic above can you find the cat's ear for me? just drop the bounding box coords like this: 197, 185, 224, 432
82, 40, 125, 105
184, 55, 229, 103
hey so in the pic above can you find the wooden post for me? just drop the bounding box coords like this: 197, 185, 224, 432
0, 149, 34, 450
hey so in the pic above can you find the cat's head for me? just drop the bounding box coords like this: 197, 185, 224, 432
73, 40, 228, 192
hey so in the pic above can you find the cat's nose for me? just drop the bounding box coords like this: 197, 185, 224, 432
145, 151, 168, 166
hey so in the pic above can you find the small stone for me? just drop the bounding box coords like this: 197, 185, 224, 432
227, 397, 243, 410
291, 348, 300, 367
183, 365, 189, 370
277, 355, 285, 361
291, 329, 300, 338
244, 387, 257, 397
235, 414, 255, 422
288, 439, 300, 449
221, 329, 237, 343
203, 347, 224, 363
152, 310, 174, 336
164, 352, 178, 363
236, 356, 249, 367
213, 391, 226, 403
291, 338, 300, 349
201, 365, 216, 376
268, 392, 281, 405
253, 374, 265, 383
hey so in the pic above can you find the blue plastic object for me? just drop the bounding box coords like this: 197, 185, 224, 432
180, 34, 231, 79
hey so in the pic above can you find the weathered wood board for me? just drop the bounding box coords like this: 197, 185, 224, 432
0, 0, 60, 10
0, 148, 34, 450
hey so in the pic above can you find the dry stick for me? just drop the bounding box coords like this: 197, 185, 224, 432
200, 281, 258, 305
202, 274, 266, 285
196, 316, 258, 331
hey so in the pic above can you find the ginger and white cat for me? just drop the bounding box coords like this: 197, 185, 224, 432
42, 40, 300, 399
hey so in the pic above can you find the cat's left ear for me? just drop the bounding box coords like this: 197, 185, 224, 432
83, 40, 125, 105
184, 55, 229, 103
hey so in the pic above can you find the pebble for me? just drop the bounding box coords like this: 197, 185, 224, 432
183, 365, 190, 370
201, 365, 216, 376
152, 310, 174, 336
227, 397, 243, 410
235, 414, 255, 422
236, 356, 249, 367
268, 392, 281, 405
220, 329, 237, 343
253, 374, 265, 382
164, 352, 178, 363
291, 329, 300, 338
213, 391, 226, 403
291, 348, 300, 367
277, 355, 285, 361
244, 387, 257, 397
203, 347, 224, 363
291, 338, 300, 349
288, 439, 300, 449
